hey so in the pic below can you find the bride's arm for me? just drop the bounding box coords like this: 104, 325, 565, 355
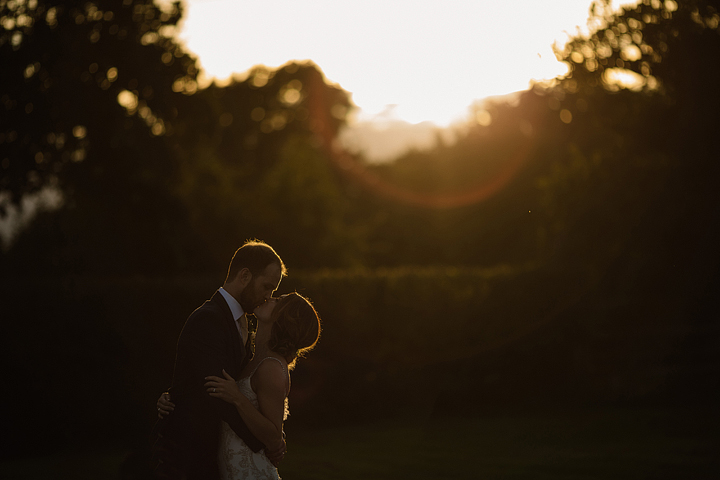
205, 363, 287, 450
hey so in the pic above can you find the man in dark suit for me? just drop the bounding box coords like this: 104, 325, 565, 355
153, 240, 287, 479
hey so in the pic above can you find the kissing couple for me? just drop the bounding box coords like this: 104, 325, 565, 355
152, 240, 321, 480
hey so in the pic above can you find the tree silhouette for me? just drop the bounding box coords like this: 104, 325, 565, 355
0, 0, 196, 206
0, 0, 208, 274
169, 62, 358, 269
1, 0, 356, 274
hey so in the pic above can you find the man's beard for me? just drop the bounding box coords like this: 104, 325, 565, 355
239, 280, 259, 313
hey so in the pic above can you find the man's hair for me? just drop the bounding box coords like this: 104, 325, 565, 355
225, 240, 287, 283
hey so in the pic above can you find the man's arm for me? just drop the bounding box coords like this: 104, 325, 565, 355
205, 364, 286, 450
179, 310, 265, 452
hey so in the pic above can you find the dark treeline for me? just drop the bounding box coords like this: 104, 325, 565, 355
1, 0, 719, 463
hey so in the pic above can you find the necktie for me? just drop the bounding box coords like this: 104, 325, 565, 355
244, 314, 257, 360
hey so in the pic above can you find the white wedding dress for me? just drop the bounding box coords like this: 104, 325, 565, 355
217, 357, 289, 480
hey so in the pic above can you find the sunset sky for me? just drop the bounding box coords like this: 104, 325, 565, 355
166, 0, 640, 126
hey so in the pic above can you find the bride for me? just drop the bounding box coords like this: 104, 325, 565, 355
159, 292, 321, 479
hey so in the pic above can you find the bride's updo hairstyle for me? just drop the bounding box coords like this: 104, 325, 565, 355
268, 293, 321, 368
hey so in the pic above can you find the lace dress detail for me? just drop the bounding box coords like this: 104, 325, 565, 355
218, 357, 288, 480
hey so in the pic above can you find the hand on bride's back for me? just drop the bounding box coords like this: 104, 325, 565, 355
156, 392, 174, 419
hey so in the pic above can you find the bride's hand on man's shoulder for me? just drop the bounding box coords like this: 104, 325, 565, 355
156, 392, 174, 419
205, 369, 242, 405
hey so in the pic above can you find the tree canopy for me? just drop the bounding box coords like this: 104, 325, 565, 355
1, 0, 354, 273
0, 0, 194, 203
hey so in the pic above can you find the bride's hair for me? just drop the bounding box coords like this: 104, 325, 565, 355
268, 293, 321, 368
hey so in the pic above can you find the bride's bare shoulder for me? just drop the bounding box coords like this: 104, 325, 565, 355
254, 357, 289, 393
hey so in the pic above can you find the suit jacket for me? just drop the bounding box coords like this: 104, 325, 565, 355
155, 291, 263, 480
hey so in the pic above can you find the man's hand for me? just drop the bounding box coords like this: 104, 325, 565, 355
156, 391, 175, 419
264, 433, 286, 467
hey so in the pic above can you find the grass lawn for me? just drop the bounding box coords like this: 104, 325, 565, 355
1, 407, 717, 479
280, 407, 719, 480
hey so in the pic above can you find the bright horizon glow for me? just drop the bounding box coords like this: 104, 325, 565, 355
165, 0, 640, 126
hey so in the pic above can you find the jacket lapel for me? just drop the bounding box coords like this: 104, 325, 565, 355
211, 290, 245, 376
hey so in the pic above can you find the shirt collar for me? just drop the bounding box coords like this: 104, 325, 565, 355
218, 287, 244, 322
